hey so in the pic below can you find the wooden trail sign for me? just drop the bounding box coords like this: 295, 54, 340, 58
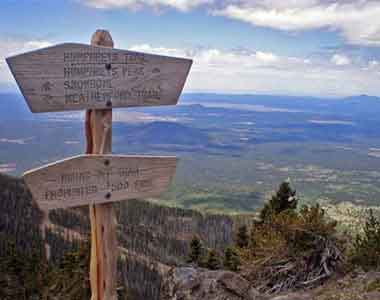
6, 42, 192, 112
8, 29, 191, 300
23, 155, 177, 210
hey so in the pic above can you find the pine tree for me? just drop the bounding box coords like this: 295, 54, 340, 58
46, 239, 91, 299
187, 235, 203, 264
236, 225, 249, 248
0, 239, 46, 300
223, 247, 240, 271
0, 240, 27, 299
205, 249, 221, 270
260, 181, 297, 221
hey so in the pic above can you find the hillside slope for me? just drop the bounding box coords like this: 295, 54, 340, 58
0, 174, 241, 299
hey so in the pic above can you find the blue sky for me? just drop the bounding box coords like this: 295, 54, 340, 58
1, 0, 380, 97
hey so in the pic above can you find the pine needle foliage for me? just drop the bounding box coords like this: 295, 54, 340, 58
260, 181, 297, 222
223, 247, 240, 271
237, 183, 342, 293
352, 209, 380, 270
0, 238, 46, 300
187, 235, 203, 264
46, 239, 91, 300
236, 225, 249, 248
205, 249, 221, 270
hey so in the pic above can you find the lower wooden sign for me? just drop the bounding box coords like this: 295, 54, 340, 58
23, 154, 177, 210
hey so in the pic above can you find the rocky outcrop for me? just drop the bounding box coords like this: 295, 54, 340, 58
268, 271, 380, 299
160, 267, 264, 300
268, 294, 311, 300
308, 270, 380, 300
160, 268, 380, 300
160, 267, 380, 300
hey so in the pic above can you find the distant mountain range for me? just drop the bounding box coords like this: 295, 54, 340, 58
1, 92, 380, 120
115, 121, 210, 146
181, 93, 380, 104
181, 93, 380, 118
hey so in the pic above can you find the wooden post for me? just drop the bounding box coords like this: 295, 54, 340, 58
8, 28, 192, 300
86, 30, 118, 300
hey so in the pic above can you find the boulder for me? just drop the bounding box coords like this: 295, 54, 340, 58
160, 267, 265, 300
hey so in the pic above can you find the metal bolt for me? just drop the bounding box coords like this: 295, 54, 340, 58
104, 159, 110, 166
105, 192, 111, 199
105, 63, 112, 70
106, 100, 112, 108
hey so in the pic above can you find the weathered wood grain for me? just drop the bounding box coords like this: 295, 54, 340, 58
88, 30, 117, 300
23, 154, 177, 210
6, 43, 192, 112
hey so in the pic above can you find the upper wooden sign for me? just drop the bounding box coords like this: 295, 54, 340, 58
23, 154, 177, 210
6, 43, 192, 112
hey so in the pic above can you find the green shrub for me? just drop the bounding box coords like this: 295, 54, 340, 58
223, 247, 240, 271
187, 235, 203, 264
236, 225, 249, 248
365, 278, 380, 292
245, 203, 337, 260
205, 249, 221, 270
237, 183, 342, 293
351, 209, 380, 270
290, 204, 338, 253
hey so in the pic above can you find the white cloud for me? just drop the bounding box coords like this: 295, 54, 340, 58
82, 0, 213, 11
0, 37, 379, 97
331, 54, 351, 66
130, 44, 188, 57
128, 44, 380, 97
0, 38, 52, 83
80, 0, 380, 46
256, 51, 278, 63
0, 39, 52, 64
213, 1, 380, 46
